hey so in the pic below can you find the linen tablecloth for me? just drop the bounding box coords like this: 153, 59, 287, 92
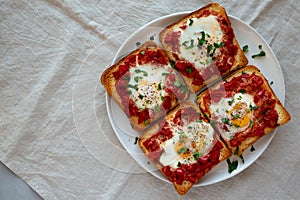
1, 0, 299, 199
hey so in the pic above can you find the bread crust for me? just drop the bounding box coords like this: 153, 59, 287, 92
159, 2, 248, 93
101, 41, 189, 132
138, 101, 232, 195
197, 65, 291, 155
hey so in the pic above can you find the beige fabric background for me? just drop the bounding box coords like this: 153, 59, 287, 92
1, 0, 300, 199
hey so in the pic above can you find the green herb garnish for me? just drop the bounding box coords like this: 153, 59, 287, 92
126, 84, 138, 91
227, 159, 238, 173
250, 145, 255, 152
136, 42, 141, 46
252, 51, 266, 58
239, 89, 246, 94
135, 69, 148, 76
177, 161, 181, 167
150, 35, 155, 41
234, 146, 239, 155
185, 67, 192, 74
221, 118, 230, 125
134, 137, 138, 145
249, 120, 253, 129
239, 154, 245, 163
242, 45, 249, 52
189, 18, 194, 26
193, 152, 203, 161
177, 147, 188, 154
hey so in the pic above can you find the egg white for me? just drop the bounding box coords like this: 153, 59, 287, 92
176, 15, 223, 70
209, 93, 256, 141
159, 120, 215, 168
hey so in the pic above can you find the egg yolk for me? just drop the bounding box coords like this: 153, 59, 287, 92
228, 102, 251, 128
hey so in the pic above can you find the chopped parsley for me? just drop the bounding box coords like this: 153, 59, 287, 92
250, 104, 258, 111
249, 120, 253, 129
177, 161, 181, 167
138, 94, 144, 100
270, 81, 274, 85
234, 146, 239, 155
207, 44, 213, 55
135, 69, 148, 76
134, 137, 138, 145
258, 44, 263, 50
197, 31, 207, 47
214, 42, 224, 48
226, 159, 238, 173
185, 67, 192, 74
136, 41, 141, 46
141, 50, 146, 55
170, 60, 175, 68
239, 154, 245, 163
193, 152, 202, 161
250, 145, 256, 152
134, 76, 143, 83
158, 83, 162, 90
177, 147, 188, 154
143, 119, 150, 125
188, 18, 194, 26
242, 45, 249, 52
126, 84, 138, 91
232, 114, 240, 119
182, 39, 195, 49
162, 72, 170, 76
239, 89, 246, 94
252, 51, 266, 58
150, 35, 155, 41
221, 117, 230, 125
228, 98, 234, 106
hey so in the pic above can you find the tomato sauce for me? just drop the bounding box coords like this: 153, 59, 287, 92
163, 10, 238, 87
203, 72, 279, 147
113, 48, 188, 127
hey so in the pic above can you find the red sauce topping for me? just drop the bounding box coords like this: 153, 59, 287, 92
203, 72, 279, 147
113, 48, 188, 127
143, 106, 223, 184
164, 10, 238, 88
161, 141, 223, 184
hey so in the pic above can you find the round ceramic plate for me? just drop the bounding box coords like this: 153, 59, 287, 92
105, 12, 285, 186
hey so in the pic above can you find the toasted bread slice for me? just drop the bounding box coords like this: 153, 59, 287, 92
159, 2, 248, 93
101, 41, 189, 132
138, 101, 232, 195
197, 65, 291, 155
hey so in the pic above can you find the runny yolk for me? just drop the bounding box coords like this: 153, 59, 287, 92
229, 102, 251, 128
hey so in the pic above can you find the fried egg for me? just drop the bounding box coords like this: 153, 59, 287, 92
159, 120, 215, 168
177, 15, 223, 69
209, 93, 256, 140
128, 64, 169, 110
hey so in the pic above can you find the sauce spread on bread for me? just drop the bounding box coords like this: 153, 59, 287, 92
163, 10, 238, 87
113, 47, 189, 126
142, 106, 225, 185
202, 71, 279, 147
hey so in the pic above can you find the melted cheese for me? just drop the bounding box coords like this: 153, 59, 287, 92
177, 15, 223, 70
127, 64, 170, 110
209, 93, 256, 140
159, 120, 215, 168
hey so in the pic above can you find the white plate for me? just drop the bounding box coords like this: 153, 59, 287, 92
105, 12, 285, 186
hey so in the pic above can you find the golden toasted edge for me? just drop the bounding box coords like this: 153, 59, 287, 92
197, 65, 291, 155
173, 181, 193, 195
139, 101, 232, 195
100, 41, 164, 132
159, 2, 248, 93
